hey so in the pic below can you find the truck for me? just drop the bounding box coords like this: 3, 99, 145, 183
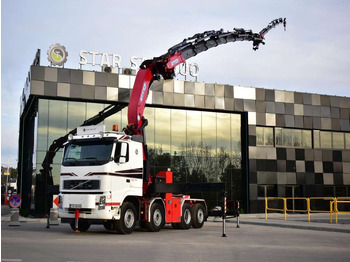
51, 18, 286, 234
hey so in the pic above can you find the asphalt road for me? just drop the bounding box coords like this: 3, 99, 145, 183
2, 220, 350, 262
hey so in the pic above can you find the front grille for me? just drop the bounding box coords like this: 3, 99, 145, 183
63, 180, 100, 190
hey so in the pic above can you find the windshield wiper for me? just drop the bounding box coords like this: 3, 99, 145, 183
64, 157, 77, 165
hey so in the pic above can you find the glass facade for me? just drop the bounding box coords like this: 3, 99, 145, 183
314, 130, 350, 149
35, 99, 242, 209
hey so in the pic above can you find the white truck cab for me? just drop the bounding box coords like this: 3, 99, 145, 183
59, 125, 143, 223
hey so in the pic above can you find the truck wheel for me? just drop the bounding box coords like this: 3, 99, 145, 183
70, 219, 90, 232
192, 203, 205, 228
116, 202, 137, 234
179, 203, 192, 230
146, 203, 165, 232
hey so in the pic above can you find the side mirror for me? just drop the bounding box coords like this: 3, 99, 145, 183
120, 143, 127, 157
119, 157, 126, 164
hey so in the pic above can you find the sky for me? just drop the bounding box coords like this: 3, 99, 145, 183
1, 0, 350, 167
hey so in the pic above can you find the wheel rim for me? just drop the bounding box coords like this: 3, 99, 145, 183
197, 208, 204, 224
124, 209, 135, 228
184, 209, 191, 224
153, 209, 162, 227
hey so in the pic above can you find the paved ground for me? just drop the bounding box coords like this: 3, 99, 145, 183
2, 206, 350, 262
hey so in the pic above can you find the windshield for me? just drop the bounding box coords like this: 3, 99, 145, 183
62, 139, 114, 166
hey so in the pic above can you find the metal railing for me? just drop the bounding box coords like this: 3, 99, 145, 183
265, 197, 350, 223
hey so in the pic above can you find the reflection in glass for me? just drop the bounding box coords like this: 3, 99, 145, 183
217, 113, 231, 152
314, 130, 320, 148
293, 130, 301, 147
332, 132, 344, 149
256, 127, 264, 146
202, 112, 217, 155
155, 108, 171, 153
37, 99, 49, 151
320, 131, 332, 148
187, 110, 202, 148
275, 128, 282, 146
48, 100, 68, 146
171, 109, 186, 154
67, 101, 86, 130
231, 114, 241, 153
86, 103, 104, 119
144, 107, 155, 148
302, 130, 312, 148
282, 129, 293, 147
346, 133, 350, 149
265, 127, 273, 146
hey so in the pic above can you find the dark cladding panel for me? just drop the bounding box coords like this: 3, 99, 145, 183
303, 93, 312, 105
57, 68, 71, 83
266, 102, 275, 113
234, 99, 244, 111
31, 66, 45, 81
294, 92, 303, 104
256, 89, 265, 101
265, 89, 275, 101
71, 70, 83, 84
321, 95, 331, 106
224, 85, 234, 98
107, 73, 119, 87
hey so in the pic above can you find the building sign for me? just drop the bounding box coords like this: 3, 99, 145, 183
79, 50, 199, 78
47, 43, 68, 66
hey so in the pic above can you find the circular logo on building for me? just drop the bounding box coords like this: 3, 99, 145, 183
47, 43, 68, 66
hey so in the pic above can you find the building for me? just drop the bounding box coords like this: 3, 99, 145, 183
18, 54, 350, 216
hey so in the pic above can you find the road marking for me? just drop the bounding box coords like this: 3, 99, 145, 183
2, 259, 23, 262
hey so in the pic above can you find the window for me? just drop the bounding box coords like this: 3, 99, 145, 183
282, 129, 293, 147
302, 130, 312, 148
314, 130, 349, 149
63, 139, 114, 166
333, 132, 344, 149
114, 142, 129, 163
275, 128, 312, 148
256, 127, 274, 146
346, 133, 350, 150
320, 131, 332, 148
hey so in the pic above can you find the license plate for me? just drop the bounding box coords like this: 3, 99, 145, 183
70, 204, 82, 208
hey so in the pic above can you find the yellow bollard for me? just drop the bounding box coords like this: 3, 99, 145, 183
335, 198, 338, 224
283, 198, 287, 221
265, 197, 268, 220
330, 201, 333, 224
307, 198, 310, 222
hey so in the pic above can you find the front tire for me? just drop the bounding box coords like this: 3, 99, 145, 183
146, 203, 165, 232
116, 202, 137, 234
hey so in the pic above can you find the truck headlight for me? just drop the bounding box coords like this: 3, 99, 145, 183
99, 196, 106, 210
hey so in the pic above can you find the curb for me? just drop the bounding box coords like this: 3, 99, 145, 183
234, 220, 350, 234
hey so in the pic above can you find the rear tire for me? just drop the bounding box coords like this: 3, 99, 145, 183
192, 203, 205, 228
70, 219, 90, 232
116, 202, 137, 234
146, 203, 165, 232
179, 204, 192, 229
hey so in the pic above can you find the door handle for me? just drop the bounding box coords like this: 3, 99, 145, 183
126, 179, 130, 183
